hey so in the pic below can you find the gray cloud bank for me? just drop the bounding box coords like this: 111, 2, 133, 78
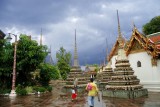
0, 0, 159, 65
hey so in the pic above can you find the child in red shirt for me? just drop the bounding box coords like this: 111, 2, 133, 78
71, 87, 77, 100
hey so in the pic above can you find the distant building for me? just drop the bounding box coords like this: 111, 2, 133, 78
85, 66, 97, 72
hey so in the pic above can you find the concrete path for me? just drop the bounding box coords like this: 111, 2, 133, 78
1, 92, 160, 107
0, 80, 160, 107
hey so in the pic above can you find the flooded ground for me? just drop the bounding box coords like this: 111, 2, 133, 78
0, 92, 160, 107
0, 81, 160, 107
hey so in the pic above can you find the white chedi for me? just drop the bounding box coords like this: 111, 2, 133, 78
117, 48, 127, 60
105, 61, 111, 69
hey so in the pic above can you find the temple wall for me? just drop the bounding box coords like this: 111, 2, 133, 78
128, 52, 160, 92
110, 52, 160, 92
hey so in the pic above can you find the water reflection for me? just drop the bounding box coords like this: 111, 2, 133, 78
0, 92, 160, 107
102, 92, 160, 107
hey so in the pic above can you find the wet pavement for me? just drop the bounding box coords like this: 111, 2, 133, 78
0, 81, 160, 107
0, 92, 160, 107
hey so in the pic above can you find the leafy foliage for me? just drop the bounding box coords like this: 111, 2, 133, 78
56, 47, 71, 80
38, 63, 60, 86
16, 34, 47, 86
0, 39, 13, 89
16, 84, 28, 95
45, 85, 52, 92
143, 16, 160, 35
0, 34, 57, 94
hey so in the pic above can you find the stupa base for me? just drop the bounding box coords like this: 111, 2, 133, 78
62, 85, 87, 94
98, 82, 108, 91
102, 88, 148, 98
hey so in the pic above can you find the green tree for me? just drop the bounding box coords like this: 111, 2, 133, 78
16, 34, 47, 86
143, 16, 160, 35
56, 47, 71, 80
0, 39, 13, 89
38, 63, 60, 86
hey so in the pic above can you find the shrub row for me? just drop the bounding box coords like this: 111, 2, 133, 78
15, 85, 53, 96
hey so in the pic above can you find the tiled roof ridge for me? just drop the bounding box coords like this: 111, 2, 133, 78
147, 32, 160, 37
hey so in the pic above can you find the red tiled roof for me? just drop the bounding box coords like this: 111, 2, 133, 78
148, 35, 160, 44
147, 32, 160, 51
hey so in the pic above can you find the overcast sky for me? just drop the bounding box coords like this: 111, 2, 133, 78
0, 0, 160, 65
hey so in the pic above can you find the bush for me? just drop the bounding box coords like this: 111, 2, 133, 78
0, 89, 10, 94
45, 86, 52, 92
33, 86, 46, 92
38, 87, 46, 92
32, 86, 39, 92
25, 86, 33, 94
16, 84, 28, 95
17, 89, 27, 95
38, 63, 60, 86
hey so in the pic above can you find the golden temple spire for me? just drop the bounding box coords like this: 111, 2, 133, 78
117, 10, 122, 38
73, 29, 79, 67
40, 28, 42, 45
117, 10, 124, 48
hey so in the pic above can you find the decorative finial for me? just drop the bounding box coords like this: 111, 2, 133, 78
132, 21, 135, 28
132, 20, 137, 31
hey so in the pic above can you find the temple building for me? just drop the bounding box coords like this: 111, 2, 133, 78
107, 15, 160, 92
101, 11, 148, 98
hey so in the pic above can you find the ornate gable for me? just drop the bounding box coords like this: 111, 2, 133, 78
126, 27, 147, 56
125, 27, 160, 59
108, 41, 119, 61
128, 39, 145, 54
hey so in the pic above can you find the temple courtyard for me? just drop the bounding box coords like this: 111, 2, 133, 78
0, 80, 160, 107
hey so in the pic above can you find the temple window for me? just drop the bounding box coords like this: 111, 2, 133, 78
137, 61, 141, 67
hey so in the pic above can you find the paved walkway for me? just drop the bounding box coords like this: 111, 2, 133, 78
0, 80, 160, 107
0, 92, 160, 107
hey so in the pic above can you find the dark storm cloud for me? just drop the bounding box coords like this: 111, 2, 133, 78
0, 0, 71, 29
0, 0, 160, 65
